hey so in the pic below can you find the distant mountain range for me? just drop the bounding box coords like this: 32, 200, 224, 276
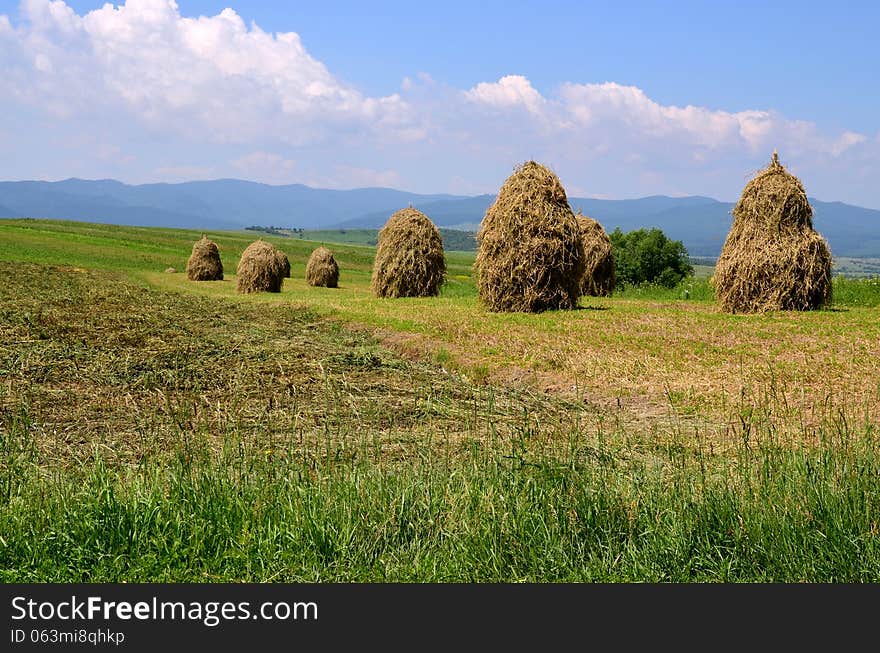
1, 178, 879, 257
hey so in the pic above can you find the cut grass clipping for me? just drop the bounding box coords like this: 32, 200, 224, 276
236, 239, 285, 294
371, 207, 446, 298
712, 151, 832, 313
276, 249, 291, 278
475, 161, 585, 312
185, 235, 223, 281
306, 246, 339, 288
577, 212, 615, 297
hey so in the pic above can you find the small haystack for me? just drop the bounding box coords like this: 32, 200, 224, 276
371, 208, 446, 298
711, 152, 832, 313
474, 161, 585, 312
276, 249, 291, 278
306, 246, 339, 288
186, 236, 223, 281
164, 267, 177, 274
577, 212, 615, 297
236, 240, 285, 294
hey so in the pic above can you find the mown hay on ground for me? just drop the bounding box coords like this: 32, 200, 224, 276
236, 240, 285, 294
371, 208, 446, 298
711, 152, 832, 313
306, 246, 339, 288
577, 212, 615, 297
185, 236, 223, 281
474, 161, 585, 312
276, 250, 291, 278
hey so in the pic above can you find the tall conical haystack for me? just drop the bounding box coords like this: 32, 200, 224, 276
186, 235, 223, 281
276, 249, 291, 278
306, 246, 339, 288
711, 152, 832, 313
474, 161, 585, 312
236, 240, 285, 294
576, 212, 615, 297
371, 208, 446, 298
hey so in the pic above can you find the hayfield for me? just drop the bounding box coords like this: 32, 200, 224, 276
2, 218, 880, 581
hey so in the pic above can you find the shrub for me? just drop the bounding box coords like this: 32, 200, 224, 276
609, 227, 693, 288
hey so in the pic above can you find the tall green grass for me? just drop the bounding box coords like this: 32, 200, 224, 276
3, 402, 880, 582
613, 274, 880, 307
612, 277, 716, 302
832, 276, 880, 307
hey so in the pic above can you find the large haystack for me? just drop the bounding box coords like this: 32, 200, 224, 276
276, 249, 291, 278
186, 236, 223, 281
577, 212, 615, 297
371, 208, 446, 298
711, 152, 832, 313
236, 240, 285, 294
474, 161, 585, 312
306, 246, 339, 288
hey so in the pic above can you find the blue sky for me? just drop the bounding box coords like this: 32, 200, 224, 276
1, 0, 878, 207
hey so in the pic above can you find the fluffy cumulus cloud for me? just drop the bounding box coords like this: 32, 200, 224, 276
0, 0, 877, 204
465, 78, 870, 161
0, 0, 415, 145
465, 75, 546, 115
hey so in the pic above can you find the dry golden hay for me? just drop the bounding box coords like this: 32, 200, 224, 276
711, 151, 832, 313
474, 161, 585, 312
236, 239, 285, 294
371, 207, 446, 298
185, 236, 223, 281
276, 249, 291, 278
576, 212, 615, 297
305, 246, 339, 288
164, 267, 177, 274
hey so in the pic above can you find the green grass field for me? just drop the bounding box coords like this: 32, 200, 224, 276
2, 218, 880, 581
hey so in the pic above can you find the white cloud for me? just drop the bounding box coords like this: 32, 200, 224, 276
555, 82, 778, 150
0, 0, 417, 145
465, 75, 546, 114
830, 131, 867, 156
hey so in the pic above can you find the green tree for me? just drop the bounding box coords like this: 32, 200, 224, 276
609, 227, 693, 288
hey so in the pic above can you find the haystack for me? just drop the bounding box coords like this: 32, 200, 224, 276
371, 208, 446, 298
185, 236, 223, 281
711, 152, 832, 313
576, 212, 615, 297
306, 246, 339, 288
236, 240, 285, 294
474, 161, 585, 312
276, 249, 291, 278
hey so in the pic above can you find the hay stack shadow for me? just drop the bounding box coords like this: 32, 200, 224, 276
306, 246, 339, 288
186, 235, 223, 281
711, 151, 832, 313
577, 212, 615, 297
237, 240, 285, 294
474, 161, 585, 312
371, 208, 446, 298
